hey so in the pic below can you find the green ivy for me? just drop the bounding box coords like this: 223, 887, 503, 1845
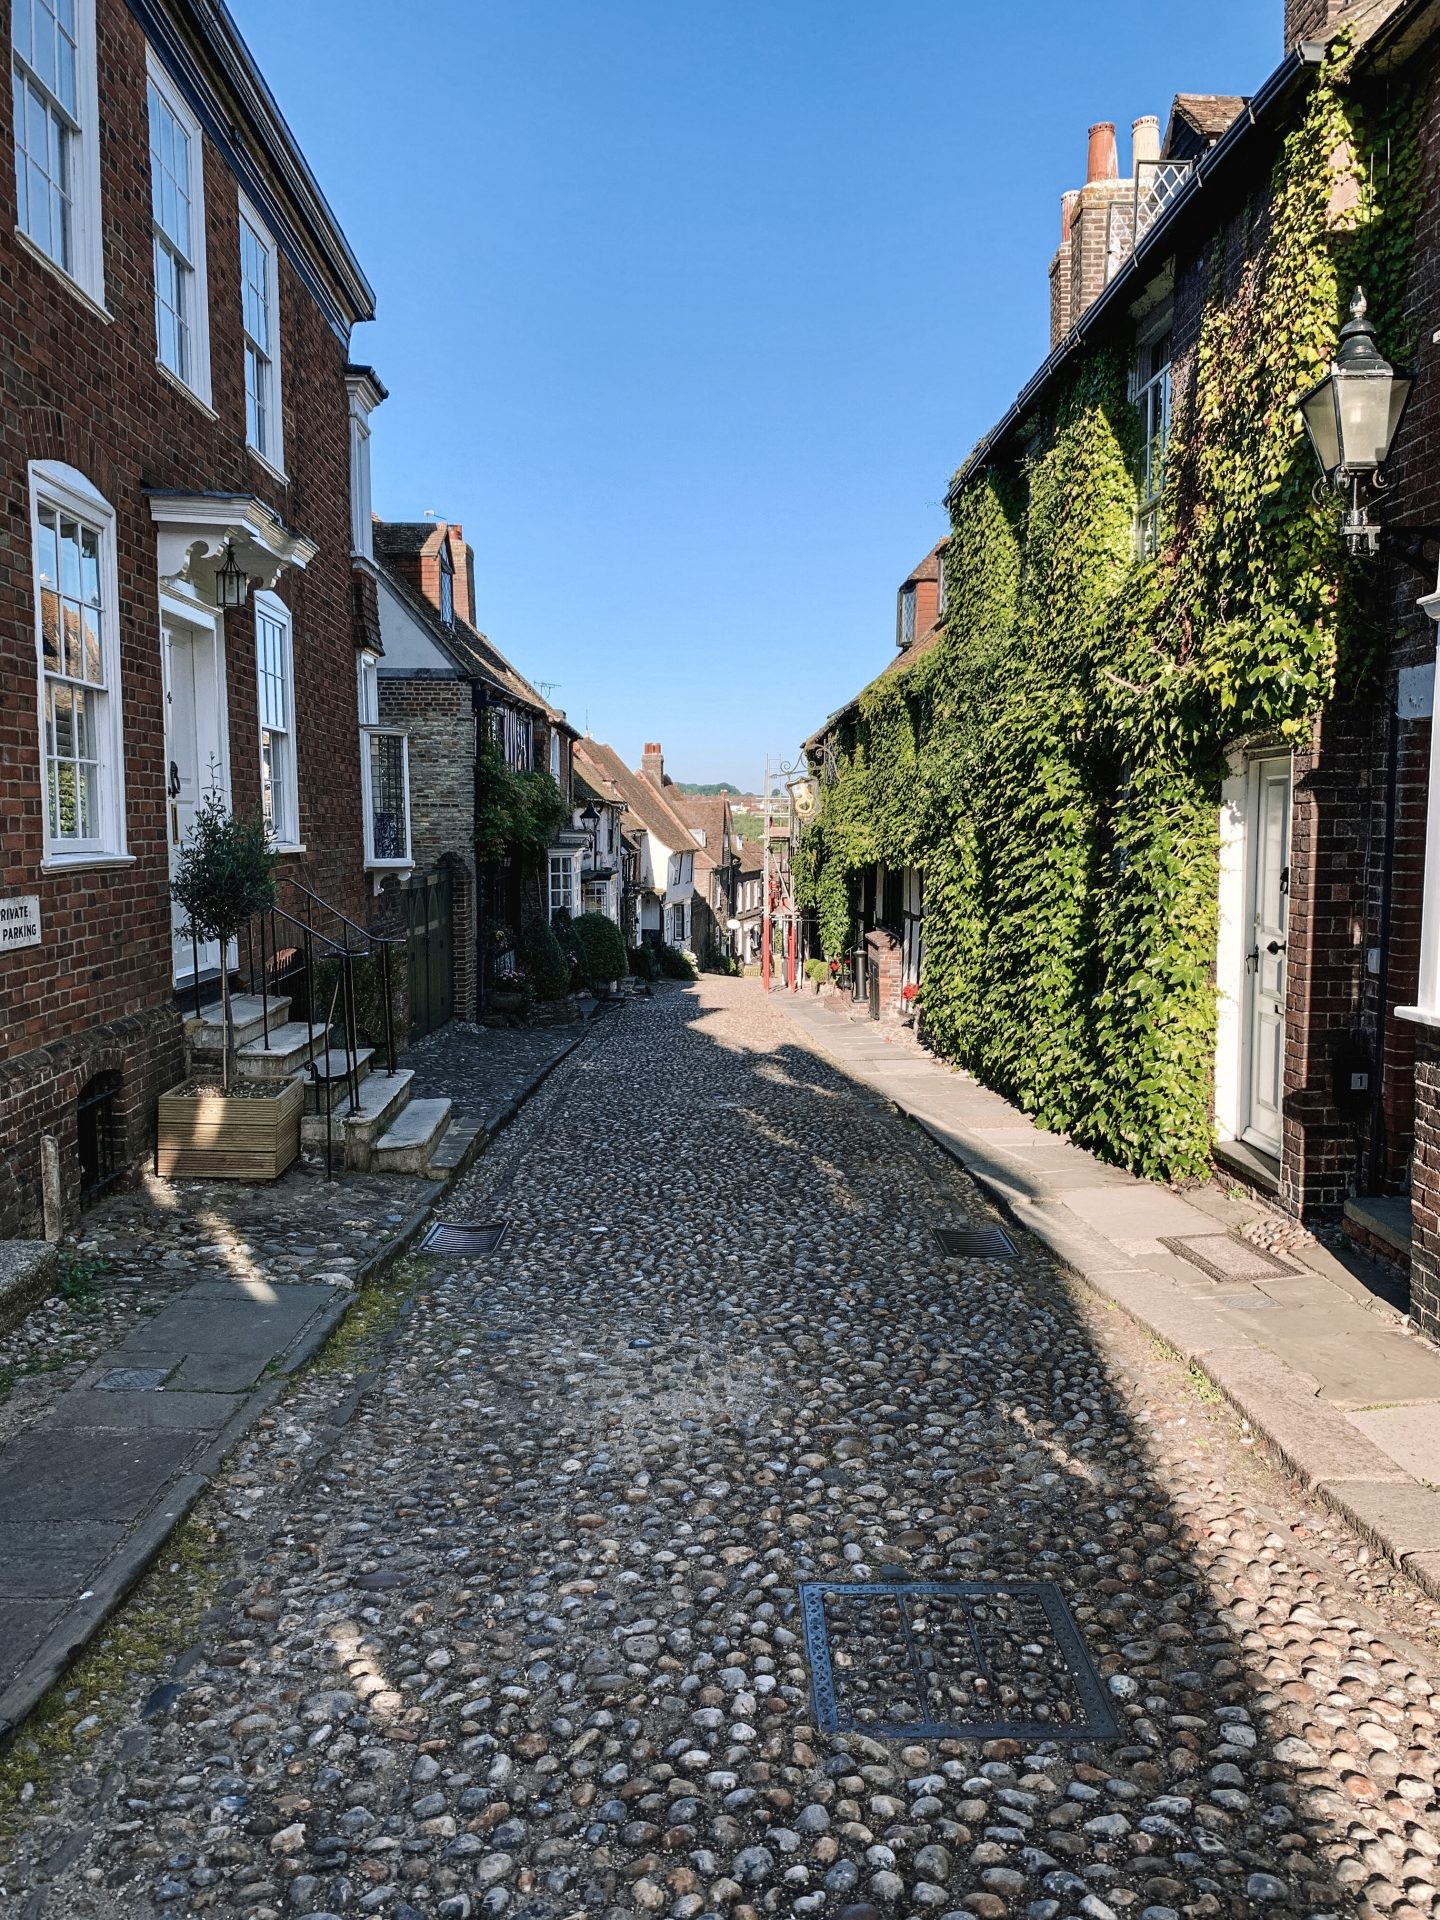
802, 42, 1421, 1183
475, 739, 569, 864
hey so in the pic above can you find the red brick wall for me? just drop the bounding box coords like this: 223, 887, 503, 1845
0, 0, 367, 1227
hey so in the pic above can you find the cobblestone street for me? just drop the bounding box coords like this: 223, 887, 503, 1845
5, 978, 1440, 1920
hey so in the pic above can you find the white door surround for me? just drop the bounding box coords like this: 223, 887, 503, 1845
162, 594, 229, 985
1216, 750, 1292, 1160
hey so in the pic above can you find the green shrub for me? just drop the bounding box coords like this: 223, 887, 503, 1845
572, 912, 628, 987
804, 957, 830, 984
655, 942, 697, 981
520, 917, 572, 1000
170, 795, 276, 1090
314, 950, 402, 1050
627, 944, 657, 982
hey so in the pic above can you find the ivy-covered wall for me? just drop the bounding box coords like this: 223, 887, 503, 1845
800, 41, 1422, 1183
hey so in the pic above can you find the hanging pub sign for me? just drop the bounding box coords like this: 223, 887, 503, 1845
0, 896, 42, 951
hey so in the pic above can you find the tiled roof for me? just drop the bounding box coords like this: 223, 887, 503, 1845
373, 520, 439, 560
574, 739, 697, 852
374, 549, 556, 718
1169, 93, 1247, 140
673, 794, 734, 870
736, 838, 764, 877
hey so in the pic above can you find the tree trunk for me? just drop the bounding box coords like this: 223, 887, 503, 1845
220, 959, 232, 1094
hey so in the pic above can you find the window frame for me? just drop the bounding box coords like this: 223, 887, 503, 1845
548, 850, 576, 922
1132, 308, 1173, 560
237, 193, 284, 476
145, 52, 210, 404
438, 542, 454, 625
30, 458, 126, 865
253, 588, 299, 850
898, 583, 917, 649
11, 0, 103, 303
357, 652, 410, 869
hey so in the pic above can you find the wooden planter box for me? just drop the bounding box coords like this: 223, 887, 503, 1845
156, 1074, 305, 1180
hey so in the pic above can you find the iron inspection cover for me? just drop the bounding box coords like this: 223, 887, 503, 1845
934, 1226, 1017, 1260
1159, 1232, 1295, 1283
799, 1579, 1117, 1742
419, 1221, 508, 1256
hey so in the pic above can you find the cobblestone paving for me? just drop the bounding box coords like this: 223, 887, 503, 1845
5, 979, 1440, 1920
404, 1020, 587, 1113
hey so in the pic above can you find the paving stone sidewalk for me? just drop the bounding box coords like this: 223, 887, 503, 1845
781, 988, 1440, 1604
7, 978, 1440, 1919
0, 1014, 594, 1742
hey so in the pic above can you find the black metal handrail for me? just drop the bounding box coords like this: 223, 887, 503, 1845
186, 878, 401, 1183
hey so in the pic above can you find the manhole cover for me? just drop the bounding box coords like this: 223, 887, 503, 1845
1159, 1233, 1293, 1282
934, 1226, 1016, 1259
94, 1367, 168, 1391
799, 1579, 1116, 1742
419, 1222, 507, 1256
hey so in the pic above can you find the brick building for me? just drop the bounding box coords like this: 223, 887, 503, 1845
0, 0, 379, 1234
802, 0, 1440, 1347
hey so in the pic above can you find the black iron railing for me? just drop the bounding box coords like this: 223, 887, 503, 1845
188, 878, 403, 1181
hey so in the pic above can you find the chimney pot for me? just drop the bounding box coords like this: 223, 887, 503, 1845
1086, 122, 1118, 184
1132, 115, 1161, 171
1060, 188, 1080, 244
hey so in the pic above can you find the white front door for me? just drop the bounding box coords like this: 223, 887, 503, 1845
1243, 755, 1292, 1155
163, 605, 228, 985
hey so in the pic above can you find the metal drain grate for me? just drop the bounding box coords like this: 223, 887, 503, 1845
934, 1226, 1017, 1259
1159, 1232, 1294, 1282
419, 1221, 507, 1256
799, 1579, 1116, 1742
94, 1367, 168, 1392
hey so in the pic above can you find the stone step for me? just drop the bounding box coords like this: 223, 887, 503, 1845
188, 993, 292, 1054
302, 1048, 376, 1114
235, 1021, 335, 1082
301, 1069, 416, 1168
372, 1097, 453, 1175
425, 1111, 485, 1179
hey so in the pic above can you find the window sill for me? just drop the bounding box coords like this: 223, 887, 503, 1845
41, 851, 136, 873
269, 842, 306, 857
15, 230, 112, 323
365, 857, 413, 872
246, 444, 289, 487
1396, 1003, 1440, 1030
156, 360, 217, 418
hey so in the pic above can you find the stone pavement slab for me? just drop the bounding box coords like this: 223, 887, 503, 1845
0, 1426, 210, 1523
0, 1522, 128, 1596
34, 1387, 243, 1430
784, 988, 1440, 1603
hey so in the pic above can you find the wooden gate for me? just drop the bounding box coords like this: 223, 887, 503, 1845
404, 872, 453, 1041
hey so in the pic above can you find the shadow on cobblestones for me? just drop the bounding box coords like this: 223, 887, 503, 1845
3, 981, 1439, 1920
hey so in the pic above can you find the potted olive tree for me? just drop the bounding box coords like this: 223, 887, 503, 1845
158, 796, 304, 1179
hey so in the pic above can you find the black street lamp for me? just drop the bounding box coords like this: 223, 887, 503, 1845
1300, 286, 1416, 556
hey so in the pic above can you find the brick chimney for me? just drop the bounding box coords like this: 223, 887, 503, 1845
1049, 121, 1143, 348
641, 743, 665, 787
1285, 0, 1403, 50
444, 523, 475, 628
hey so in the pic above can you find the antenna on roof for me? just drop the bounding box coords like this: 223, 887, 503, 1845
423, 509, 436, 519
535, 680, 561, 698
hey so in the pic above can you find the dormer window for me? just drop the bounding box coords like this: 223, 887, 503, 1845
936, 557, 948, 620
898, 585, 917, 649
438, 544, 454, 626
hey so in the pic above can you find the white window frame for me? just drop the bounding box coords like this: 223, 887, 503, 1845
1132, 308, 1173, 560
238, 194, 284, 475
357, 652, 410, 870
145, 53, 210, 403
253, 588, 299, 849
549, 727, 560, 781
30, 459, 126, 864
346, 378, 378, 560
548, 850, 576, 922
897, 584, 916, 649
11, 0, 103, 304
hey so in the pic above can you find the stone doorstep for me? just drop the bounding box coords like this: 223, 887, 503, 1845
372, 1098, 453, 1175
1343, 1194, 1413, 1273
185, 993, 292, 1055
781, 996, 1440, 1611
234, 1021, 337, 1081
301, 1067, 414, 1166
302, 1048, 376, 1115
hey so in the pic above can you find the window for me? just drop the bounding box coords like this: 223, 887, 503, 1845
936, 555, 948, 620
346, 373, 382, 560
239, 198, 282, 469
254, 592, 297, 845
1133, 323, 1172, 559
898, 584, 916, 649
31, 461, 124, 859
147, 61, 208, 399
669, 902, 687, 945
438, 543, 454, 625
12, 0, 100, 298
548, 852, 575, 921
357, 653, 410, 868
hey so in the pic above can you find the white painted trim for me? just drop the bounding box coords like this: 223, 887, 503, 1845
29, 458, 126, 860
252, 587, 298, 846
1213, 756, 1248, 1144
11, 0, 104, 305
145, 49, 212, 406
237, 192, 284, 476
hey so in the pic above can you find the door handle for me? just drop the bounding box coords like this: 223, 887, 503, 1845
1246, 946, 1259, 974
168, 760, 181, 799
1266, 940, 1287, 956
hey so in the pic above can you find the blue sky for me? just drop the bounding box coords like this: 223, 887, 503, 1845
236, 0, 1279, 786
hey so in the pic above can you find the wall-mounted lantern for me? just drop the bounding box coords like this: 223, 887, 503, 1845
1300, 286, 1416, 556
213, 541, 250, 609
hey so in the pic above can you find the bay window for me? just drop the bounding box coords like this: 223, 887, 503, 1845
31, 461, 124, 860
